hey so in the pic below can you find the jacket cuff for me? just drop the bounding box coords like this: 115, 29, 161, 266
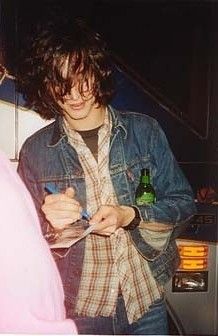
128, 227, 172, 261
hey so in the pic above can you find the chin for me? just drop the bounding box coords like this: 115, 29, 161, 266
67, 111, 88, 120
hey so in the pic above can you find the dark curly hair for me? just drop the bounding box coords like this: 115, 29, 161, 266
16, 19, 114, 120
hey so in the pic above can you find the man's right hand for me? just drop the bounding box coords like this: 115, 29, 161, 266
41, 187, 82, 231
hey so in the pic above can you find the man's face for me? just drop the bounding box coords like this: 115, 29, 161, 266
56, 78, 96, 122
54, 57, 98, 123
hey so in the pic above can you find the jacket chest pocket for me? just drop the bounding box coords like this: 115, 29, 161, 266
110, 157, 153, 205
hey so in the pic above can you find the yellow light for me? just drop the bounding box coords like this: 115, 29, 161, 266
179, 258, 208, 270
179, 245, 208, 257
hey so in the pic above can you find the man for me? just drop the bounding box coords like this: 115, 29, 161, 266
0, 149, 77, 333
17, 19, 196, 335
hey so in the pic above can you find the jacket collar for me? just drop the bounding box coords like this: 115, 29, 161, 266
109, 105, 127, 139
48, 116, 67, 147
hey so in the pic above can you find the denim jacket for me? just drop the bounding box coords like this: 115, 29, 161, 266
18, 106, 196, 314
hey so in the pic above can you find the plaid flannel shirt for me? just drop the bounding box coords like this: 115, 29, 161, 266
63, 110, 163, 323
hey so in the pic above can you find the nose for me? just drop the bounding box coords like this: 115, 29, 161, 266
65, 86, 81, 101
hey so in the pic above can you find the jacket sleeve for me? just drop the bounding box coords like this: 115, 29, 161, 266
141, 119, 196, 225
129, 119, 196, 259
18, 147, 49, 236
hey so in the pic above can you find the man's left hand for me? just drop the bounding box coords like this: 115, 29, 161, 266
89, 205, 135, 236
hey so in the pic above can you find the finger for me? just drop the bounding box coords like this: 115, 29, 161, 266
92, 228, 113, 236
90, 205, 111, 224
44, 193, 70, 205
41, 201, 81, 223
43, 207, 80, 217
44, 193, 80, 208
90, 216, 117, 233
90, 212, 104, 224
65, 187, 75, 198
42, 201, 81, 213
44, 212, 80, 228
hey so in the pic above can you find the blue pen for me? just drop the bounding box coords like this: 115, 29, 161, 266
45, 182, 91, 220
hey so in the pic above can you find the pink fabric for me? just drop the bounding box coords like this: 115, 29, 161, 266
0, 150, 77, 333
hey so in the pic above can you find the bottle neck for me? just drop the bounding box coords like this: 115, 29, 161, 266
141, 175, 150, 184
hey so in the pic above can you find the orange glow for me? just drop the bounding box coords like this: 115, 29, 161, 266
179, 258, 208, 270
178, 245, 208, 257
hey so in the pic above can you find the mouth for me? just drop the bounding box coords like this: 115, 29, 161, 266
66, 102, 85, 110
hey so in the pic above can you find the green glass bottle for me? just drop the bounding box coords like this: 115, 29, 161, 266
135, 168, 156, 205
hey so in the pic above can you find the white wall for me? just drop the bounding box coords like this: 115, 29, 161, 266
0, 100, 52, 167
